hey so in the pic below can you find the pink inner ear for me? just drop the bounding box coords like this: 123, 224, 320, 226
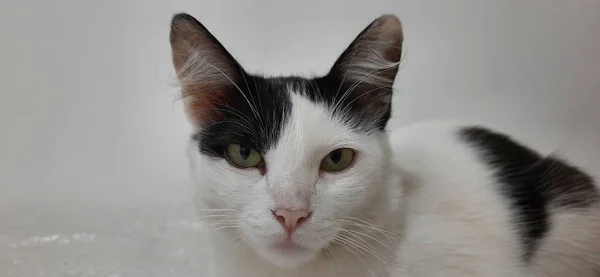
184, 86, 229, 125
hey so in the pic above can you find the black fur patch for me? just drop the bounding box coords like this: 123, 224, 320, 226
311, 75, 393, 132
194, 75, 294, 159
194, 74, 392, 160
460, 126, 599, 262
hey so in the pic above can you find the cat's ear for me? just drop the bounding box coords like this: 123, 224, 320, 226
170, 13, 244, 127
327, 15, 403, 129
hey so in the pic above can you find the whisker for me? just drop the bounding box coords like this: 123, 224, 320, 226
334, 233, 387, 265
333, 226, 395, 253
239, 70, 266, 136
212, 225, 243, 231
196, 208, 240, 212
333, 238, 377, 276
333, 218, 398, 244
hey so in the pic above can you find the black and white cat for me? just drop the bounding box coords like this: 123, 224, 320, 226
169, 13, 600, 277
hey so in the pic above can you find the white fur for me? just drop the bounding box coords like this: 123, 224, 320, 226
187, 91, 600, 276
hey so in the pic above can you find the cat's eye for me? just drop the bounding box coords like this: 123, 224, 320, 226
226, 144, 263, 168
320, 148, 355, 172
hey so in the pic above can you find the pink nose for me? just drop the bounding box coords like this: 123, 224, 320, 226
273, 209, 310, 233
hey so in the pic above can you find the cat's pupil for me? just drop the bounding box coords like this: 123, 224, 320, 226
239, 145, 251, 160
330, 150, 342, 164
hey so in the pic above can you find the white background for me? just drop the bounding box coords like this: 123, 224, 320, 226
1, 0, 599, 275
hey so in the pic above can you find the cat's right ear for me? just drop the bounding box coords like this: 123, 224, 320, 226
170, 13, 244, 127
326, 15, 403, 130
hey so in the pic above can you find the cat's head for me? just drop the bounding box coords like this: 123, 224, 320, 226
170, 13, 403, 268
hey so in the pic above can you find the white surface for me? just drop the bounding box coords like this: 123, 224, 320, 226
1, 0, 599, 276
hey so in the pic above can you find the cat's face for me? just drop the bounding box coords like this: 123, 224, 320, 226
170, 13, 403, 267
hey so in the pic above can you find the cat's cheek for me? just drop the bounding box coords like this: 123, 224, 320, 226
189, 147, 264, 211
313, 157, 388, 232
320, 170, 379, 202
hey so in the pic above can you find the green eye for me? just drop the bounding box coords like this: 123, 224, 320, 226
226, 144, 263, 168
320, 148, 355, 172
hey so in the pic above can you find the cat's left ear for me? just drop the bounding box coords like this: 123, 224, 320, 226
327, 15, 403, 130
170, 13, 245, 127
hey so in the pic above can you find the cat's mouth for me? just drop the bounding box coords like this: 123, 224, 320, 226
270, 240, 307, 251
259, 239, 317, 268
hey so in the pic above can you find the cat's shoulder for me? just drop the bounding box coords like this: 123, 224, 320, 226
386, 120, 503, 202
388, 119, 541, 170
388, 119, 513, 149
387, 120, 487, 168
388, 119, 470, 149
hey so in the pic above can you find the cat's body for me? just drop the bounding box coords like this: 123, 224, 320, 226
170, 13, 600, 277
192, 121, 600, 277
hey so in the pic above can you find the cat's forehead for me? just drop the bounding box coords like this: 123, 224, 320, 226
244, 75, 363, 144
263, 85, 364, 176
272, 92, 358, 152
194, 75, 371, 159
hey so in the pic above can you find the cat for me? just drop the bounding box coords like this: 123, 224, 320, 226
169, 13, 600, 277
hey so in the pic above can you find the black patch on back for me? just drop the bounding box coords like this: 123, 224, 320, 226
460, 126, 599, 262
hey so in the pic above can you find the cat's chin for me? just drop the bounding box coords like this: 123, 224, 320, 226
253, 243, 319, 268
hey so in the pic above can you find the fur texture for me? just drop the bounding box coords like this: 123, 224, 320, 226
169, 13, 600, 277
